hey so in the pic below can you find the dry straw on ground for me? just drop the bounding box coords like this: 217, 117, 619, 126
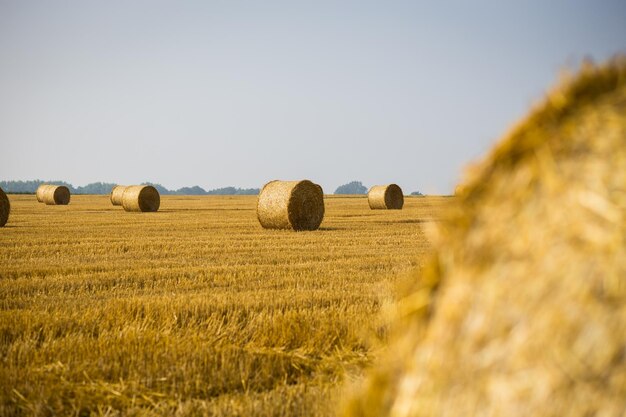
41, 185, 70, 205
121, 185, 160, 212
368, 184, 404, 210
0, 187, 9, 227
257, 180, 325, 231
110, 185, 127, 206
344, 57, 626, 417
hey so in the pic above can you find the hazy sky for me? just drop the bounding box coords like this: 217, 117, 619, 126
1, 1, 625, 194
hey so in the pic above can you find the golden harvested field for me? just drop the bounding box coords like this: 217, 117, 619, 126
0, 194, 450, 417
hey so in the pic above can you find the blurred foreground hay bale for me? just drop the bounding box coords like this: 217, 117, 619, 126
110, 185, 127, 206
0, 187, 9, 227
121, 185, 160, 212
41, 185, 70, 205
344, 57, 626, 417
368, 184, 404, 209
257, 180, 324, 231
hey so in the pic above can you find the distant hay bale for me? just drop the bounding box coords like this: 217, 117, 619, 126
344, 57, 626, 417
110, 185, 127, 206
368, 184, 404, 209
0, 187, 9, 227
121, 185, 160, 212
41, 185, 70, 205
36, 184, 51, 203
257, 180, 324, 231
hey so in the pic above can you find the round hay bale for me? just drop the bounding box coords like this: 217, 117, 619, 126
110, 185, 127, 206
368, 184, 404, 209
121, 185, 160, 212
42, 185, 70, 205
36, 184, 52, 203
344, 58, 626, 417
0, 187, 9, 227
257, 180, 324, 231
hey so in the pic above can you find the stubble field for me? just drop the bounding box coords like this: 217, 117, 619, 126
0, 194, 450, 416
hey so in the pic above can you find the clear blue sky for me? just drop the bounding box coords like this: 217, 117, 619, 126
1, 1, 625, 194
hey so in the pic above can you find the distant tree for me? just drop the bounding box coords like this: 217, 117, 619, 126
175, 186, 207, 195
207, 186, 236, 195
410, 191, 424, 196
206, 187, 260, 195
0, 180, 74, 194
334, 181, 367, 195
75, 182, 117, 194
0, 180, 42, 193
232, 188, 260, 195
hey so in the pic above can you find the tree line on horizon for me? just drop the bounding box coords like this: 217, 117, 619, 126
0, 180, 260, 196
334, 181, 422, 196
1, 180, 423, 196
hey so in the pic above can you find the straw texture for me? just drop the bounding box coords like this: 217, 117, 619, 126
344, 57, 626, 417
42, 185, 70, 205
35, 184, 50, 203
0, 187, 9, 227
110, 185, 127, 206
368, 184, 404, 209
121, 185, 160, 212
257, 180, 325, 231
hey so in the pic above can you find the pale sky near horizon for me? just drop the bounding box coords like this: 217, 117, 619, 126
1, 1, 625, 194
